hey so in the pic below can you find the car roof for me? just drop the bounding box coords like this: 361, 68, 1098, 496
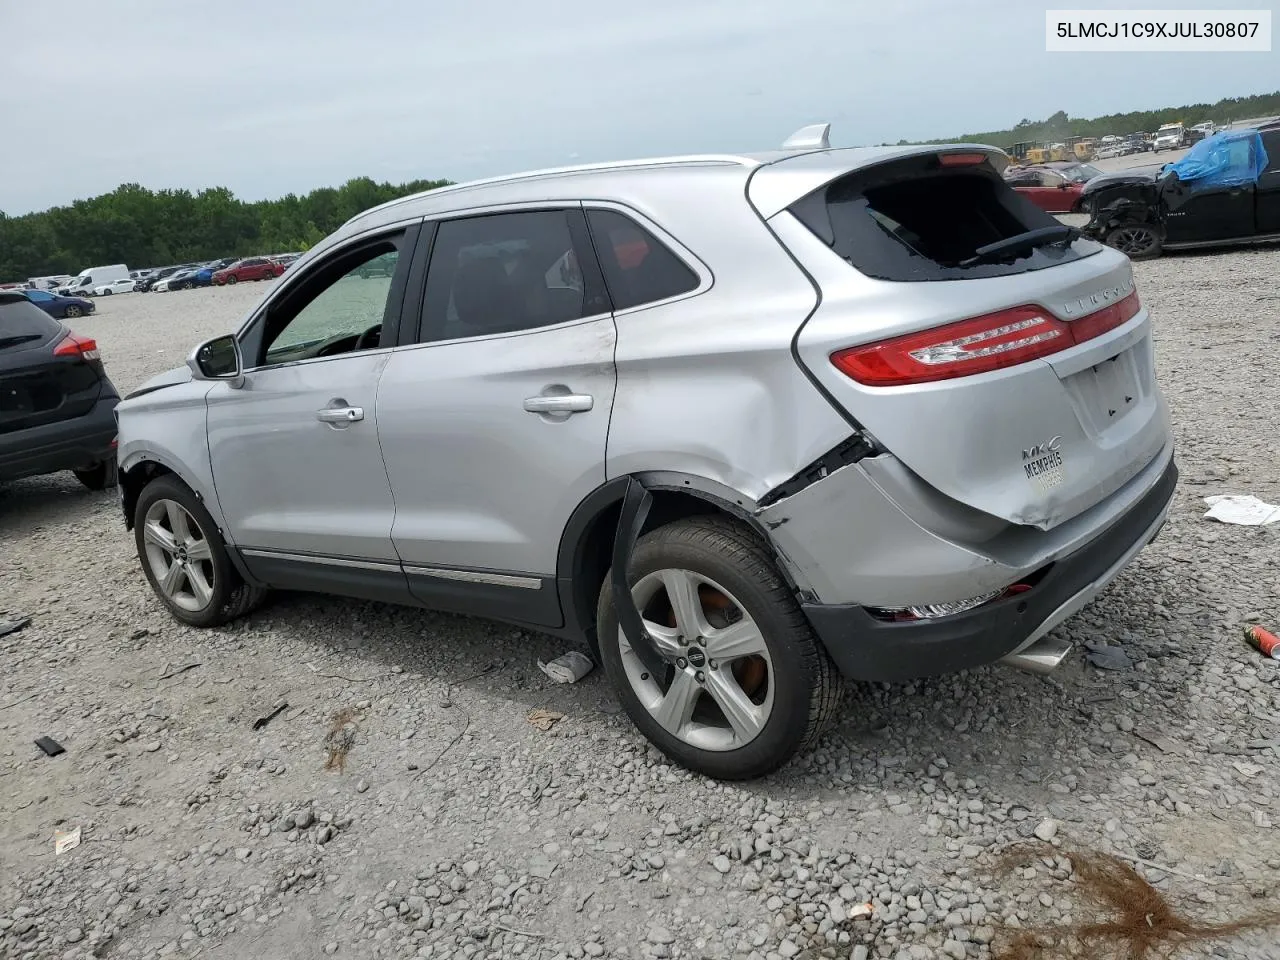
334, 139, 1009, 239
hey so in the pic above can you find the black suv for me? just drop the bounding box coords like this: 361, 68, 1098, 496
0, 292, 120, 489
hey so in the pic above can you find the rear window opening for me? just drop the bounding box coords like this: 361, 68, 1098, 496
789, 154, 1100, 281
0, 293, 62, 352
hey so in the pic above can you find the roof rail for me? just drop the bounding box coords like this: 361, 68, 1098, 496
781, 123, 831, 150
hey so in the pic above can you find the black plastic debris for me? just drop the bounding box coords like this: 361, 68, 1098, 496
34, 736, 65, 757
1084, 640, 1133, 671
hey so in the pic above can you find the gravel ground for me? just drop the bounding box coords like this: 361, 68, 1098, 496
3, 252, 1280, 960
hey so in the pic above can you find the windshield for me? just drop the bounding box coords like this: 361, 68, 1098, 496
1061, 163, 1103, 182
1157, 125, 1181, 134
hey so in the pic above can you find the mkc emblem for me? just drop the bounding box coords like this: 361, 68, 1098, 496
1022, 436, 1063, 461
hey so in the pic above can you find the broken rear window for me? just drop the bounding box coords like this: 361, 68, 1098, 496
788, 155, 1099, 282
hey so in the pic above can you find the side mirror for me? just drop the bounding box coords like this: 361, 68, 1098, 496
187, 334, 244, 388
1059, 181, 1071, 189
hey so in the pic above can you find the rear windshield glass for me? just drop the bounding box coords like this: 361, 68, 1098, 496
788, 155, 1099, 281
0, 295, 61, 350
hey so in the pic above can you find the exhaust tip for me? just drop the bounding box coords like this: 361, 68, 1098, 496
1001, 635, 1073, 675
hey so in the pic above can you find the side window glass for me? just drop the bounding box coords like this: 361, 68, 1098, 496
259, 235, 403, 367
420, 211, 586, 343
585, 209, 698, 311
1259, 133, 1280, 174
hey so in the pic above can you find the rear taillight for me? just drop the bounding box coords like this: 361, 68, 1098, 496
53, 333, 100, 361
831, 291, 1140, 387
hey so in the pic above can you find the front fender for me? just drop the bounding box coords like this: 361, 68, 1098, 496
116, 379, 224, 534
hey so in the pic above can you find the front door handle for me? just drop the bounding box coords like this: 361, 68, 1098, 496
523, 394, 593, 414
316, 403, 364, 424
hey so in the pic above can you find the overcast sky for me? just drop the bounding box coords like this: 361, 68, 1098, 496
2, 0, 1276, 214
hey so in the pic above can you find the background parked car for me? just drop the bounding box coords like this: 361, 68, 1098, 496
0, 291, 119, 490
212, 257, 284, 284
155, 269, 202, 292
94, 278, 137, 296
195, 258, 239, 285
1003, 161, 1101, 213
135, 266, 183, 292
19, 288, 96, 319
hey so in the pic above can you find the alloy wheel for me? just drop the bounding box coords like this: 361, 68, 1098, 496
1109, 225, 1159, 256
619, 569, 774, 752
142, 498, 216, 612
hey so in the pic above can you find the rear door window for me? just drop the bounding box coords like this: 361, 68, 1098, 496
585, 209, 699, 310
788, 153, 1099, 282
418, 209, 607, 343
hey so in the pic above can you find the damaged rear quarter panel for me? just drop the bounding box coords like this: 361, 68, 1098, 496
757, 456, 1014, 608
603, 173, 851, 498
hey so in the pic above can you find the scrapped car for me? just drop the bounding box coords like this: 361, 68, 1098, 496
1081, 126, 1280, 259
1, 292, 119, 489
115, 125, 1176, 779
1003, 162, 1103, 213
212, 257, 284, 284
20, 288, 96, 319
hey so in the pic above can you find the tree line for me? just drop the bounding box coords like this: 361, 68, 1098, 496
0, 176, 452, 282
900, 89, 1280, 149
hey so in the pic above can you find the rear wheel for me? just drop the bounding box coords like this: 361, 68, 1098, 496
597, 516, 841, 780
64, 305, 82, 318
1106, 224, 1163, 260
73, 461, 115, 491
134, 475, 268, 627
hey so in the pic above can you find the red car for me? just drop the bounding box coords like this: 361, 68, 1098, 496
212, 257, 285, 285
1003, 162, 1102, 214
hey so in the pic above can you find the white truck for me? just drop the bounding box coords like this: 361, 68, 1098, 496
1153, 122, 1185, 153
27, 275, 73, 291
61, 264, 130, 297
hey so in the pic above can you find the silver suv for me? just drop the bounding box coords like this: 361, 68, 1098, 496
116, 125, 1176, 780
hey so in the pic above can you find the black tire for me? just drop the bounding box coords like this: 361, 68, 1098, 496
226, 275, 237, 284
1105, 224, 1164, 260
133, 474, 268, 628
180, 281, 193, 290
64, 305, 82, 318
73, 461, 116, 491
103, 289, 112, 296
596, 516, 841, 780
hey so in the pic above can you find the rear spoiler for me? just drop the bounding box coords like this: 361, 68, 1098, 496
747, 144, 1010, 220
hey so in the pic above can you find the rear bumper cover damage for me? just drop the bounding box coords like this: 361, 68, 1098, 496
795, 456, 1177, 682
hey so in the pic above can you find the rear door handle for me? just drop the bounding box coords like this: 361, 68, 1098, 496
523, 394, 593, 414
316, 403, 364, 424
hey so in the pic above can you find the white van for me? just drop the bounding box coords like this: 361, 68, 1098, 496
63, 264, 130, 297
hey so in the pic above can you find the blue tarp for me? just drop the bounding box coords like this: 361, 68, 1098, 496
1162, 129, 1269, 188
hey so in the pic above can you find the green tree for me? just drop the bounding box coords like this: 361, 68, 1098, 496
0, 175, 452, 280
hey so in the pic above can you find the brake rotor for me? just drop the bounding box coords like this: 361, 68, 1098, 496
664, 583, 768, 700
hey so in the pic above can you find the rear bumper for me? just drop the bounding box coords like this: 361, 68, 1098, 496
801, 456, 1177, 682
0, 391, 119, 483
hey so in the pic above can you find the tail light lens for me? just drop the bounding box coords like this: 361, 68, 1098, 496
53, 333, 100, 361
831, 291, 1140, 387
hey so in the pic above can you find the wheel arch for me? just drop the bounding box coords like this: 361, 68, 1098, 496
555, 471, 803, 652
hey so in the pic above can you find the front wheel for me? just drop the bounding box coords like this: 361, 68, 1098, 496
225, 275, 237, 284
180, 281, 193, 290
1106, 224, 1163, 260
597, 516, 841, 780
103, 289, 112, 296
133, 475, 268, 627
